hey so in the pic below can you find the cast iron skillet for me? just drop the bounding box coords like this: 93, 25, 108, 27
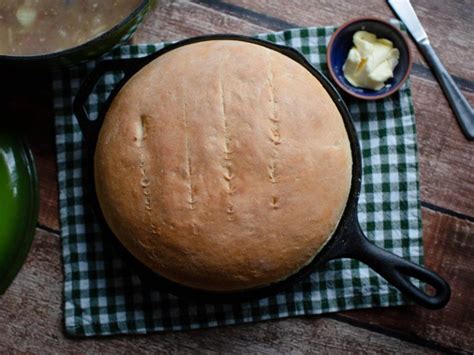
74, 34, 450, 309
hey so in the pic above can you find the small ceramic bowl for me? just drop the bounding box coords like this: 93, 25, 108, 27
326, 17, 413, 100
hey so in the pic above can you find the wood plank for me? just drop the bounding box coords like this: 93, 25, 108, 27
27, 116, 59, 231
134, 0, 474, 216
339, 208, 474, 352
404, 0, 474, 83
132, 0, 267, 43
0, 228, 440, 354
413, 77, 474, 216
219, 0, 474, 82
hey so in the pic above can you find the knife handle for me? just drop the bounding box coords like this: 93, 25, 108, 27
418, 39, 474, 140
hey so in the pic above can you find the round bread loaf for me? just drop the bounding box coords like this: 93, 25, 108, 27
94, 40, 352, 291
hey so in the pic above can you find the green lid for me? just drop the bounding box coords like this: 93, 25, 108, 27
0, 132, 39, 295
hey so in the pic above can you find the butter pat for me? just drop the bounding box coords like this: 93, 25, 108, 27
343, 31, 400, 90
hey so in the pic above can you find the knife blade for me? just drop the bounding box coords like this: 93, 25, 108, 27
388, 0, 427, 43
388, 0, 474, 140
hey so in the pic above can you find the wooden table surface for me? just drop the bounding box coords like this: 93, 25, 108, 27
1, 0, 473, 353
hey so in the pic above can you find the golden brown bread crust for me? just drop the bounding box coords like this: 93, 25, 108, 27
94, 40, 352, 291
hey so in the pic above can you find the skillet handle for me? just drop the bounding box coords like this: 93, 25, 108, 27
73, 57, 145, 144
341, 223, 451, 309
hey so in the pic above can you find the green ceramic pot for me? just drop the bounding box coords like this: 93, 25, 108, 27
0, 0, 156, 68
0, 132, 39, 295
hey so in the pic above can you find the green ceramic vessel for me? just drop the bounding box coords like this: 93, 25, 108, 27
0, 132, 39, 295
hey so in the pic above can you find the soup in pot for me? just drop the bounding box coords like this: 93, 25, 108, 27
0, 0, 143, 56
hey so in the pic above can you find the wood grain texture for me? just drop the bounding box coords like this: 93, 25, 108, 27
219, 0, 474, 82
132, 0, 266, 42
412, 77, 474, 216
28, 119, 59, 231
0, 228, 445, 354
339, 208, 474, 352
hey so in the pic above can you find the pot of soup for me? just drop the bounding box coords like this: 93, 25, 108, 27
0, 0, 156, 67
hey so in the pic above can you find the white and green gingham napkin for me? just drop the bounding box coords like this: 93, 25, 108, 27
53, 25, 422, 336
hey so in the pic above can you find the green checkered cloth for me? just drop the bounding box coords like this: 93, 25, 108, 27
53, 24, 422, 336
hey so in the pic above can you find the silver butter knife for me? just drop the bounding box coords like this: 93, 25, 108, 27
388, 0, 474, 140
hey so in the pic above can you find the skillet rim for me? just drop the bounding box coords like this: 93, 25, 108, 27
77, 34, 362, 304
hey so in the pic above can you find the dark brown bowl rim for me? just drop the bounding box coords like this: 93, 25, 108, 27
326, 17, 413, 100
